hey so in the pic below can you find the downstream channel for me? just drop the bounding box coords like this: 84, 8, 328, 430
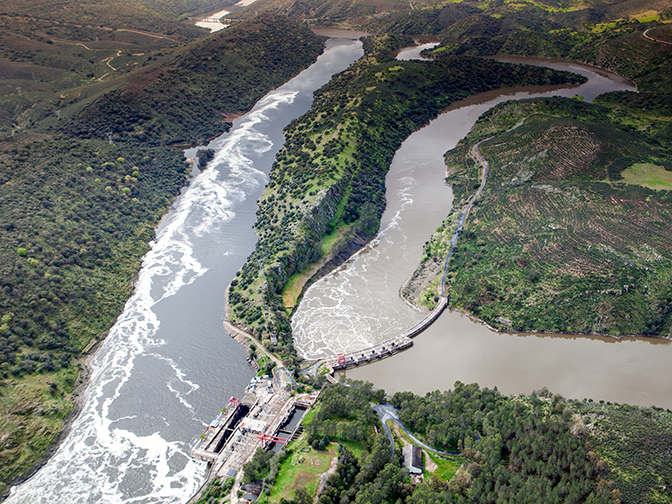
294, 54, 672, 410
6, 37, 364, 504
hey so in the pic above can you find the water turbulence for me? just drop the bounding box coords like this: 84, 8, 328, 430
327, 59, 672, 408
292, 58, 637, 361
6, 37, 363, 504
291, 115, 455, 359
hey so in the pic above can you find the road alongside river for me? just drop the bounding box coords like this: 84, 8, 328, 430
291, 54, 672, 409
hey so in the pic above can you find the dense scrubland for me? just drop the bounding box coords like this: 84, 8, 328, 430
2, 0, 672, 497
225, 381, 672, 504
0, 13, 323, 495
227, 35, 583, 366
411, 95, 672, 336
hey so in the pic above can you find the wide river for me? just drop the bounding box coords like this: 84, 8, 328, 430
8, 37, 670, 504
6, 37, 363, 504
294, 50, 672, 410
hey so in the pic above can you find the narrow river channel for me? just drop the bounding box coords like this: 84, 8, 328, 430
6, 37, 363, 504
294, 53, 672, 410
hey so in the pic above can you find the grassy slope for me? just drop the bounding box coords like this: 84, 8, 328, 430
0, 15, 323, 495
227, 35, 584, 366
413, 96, 672, 336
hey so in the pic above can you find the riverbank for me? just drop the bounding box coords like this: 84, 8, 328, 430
0, 17, 327, 499
227, 36, 586, 367
433, 95, 672, 339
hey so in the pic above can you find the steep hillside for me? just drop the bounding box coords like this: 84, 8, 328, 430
409, 96, 672, 337
66, 16, 324, 145
0, 0, 213, 140
227, 36, 584, 366
0, 15, 323, 496
232, 0, 672, 93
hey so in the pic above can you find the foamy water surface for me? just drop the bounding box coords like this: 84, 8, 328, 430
292, 57, 637, 360
7, 37, 363, 504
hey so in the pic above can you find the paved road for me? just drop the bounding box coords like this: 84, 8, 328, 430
372, 404, 395, 456
373, 403, 461, 456
440, 117, 530, 297
643, 27, 672, 46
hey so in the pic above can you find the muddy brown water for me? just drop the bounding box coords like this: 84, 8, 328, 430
294, 57, 672, 409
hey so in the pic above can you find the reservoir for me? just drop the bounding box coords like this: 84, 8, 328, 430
6, 37, 364, 504
293, 56, 672, 410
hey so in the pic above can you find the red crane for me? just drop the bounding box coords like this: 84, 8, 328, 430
257, 433, 288, 444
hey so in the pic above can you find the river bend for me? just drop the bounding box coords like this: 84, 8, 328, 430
293, 55, 672, 409
6, 38, 363, 504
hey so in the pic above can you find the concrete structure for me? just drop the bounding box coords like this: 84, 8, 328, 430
402, 445, 423, 474
189, 374, 318, 502
324, 296, 447, 373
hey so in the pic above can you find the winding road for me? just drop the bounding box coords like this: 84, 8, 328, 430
643, 27, 672, 46
440, 116, 530, 296
373, 403, 462, 456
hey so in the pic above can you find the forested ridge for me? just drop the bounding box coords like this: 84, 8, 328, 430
0, 15, 323, 495
65, 16, 324, 146
229, 381, 672, 504
227, 34, 584, 366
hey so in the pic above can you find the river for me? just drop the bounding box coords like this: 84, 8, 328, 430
293, 55, 672, 410
6, 37, 363, 504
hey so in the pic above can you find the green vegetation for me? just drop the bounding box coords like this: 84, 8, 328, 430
194, 476, 235, 504
425, 451, 461, 482
579, 400, 672, 504
241, 0, 672, 95
66, 17, 323, 146
0, 0, 210, 141
411, 96, 672, 336
268, 440, 337, 502
246, 381, 672, 503
620, 162, 672, 190
228, 35, 584, 366
0, 14, 324, 495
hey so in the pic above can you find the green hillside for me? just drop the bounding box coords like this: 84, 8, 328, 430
411, 96, 672, 336
0, 15, 323, 496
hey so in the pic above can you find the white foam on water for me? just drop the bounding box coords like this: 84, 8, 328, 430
292, 58, 638, 361
292, 173, 425, 360
6, 84, 301, 504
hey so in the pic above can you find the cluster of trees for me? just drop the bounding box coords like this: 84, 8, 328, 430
275, 381, 655, 503
194, 478, 234, 504
305, 380, 384, 447
0, 138, 187, 378
236, 380, 672, 503
578, 401, 672, 504
393, 384, 618, 503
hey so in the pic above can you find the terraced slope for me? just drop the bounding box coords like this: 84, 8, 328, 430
412, 96, 672, 336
